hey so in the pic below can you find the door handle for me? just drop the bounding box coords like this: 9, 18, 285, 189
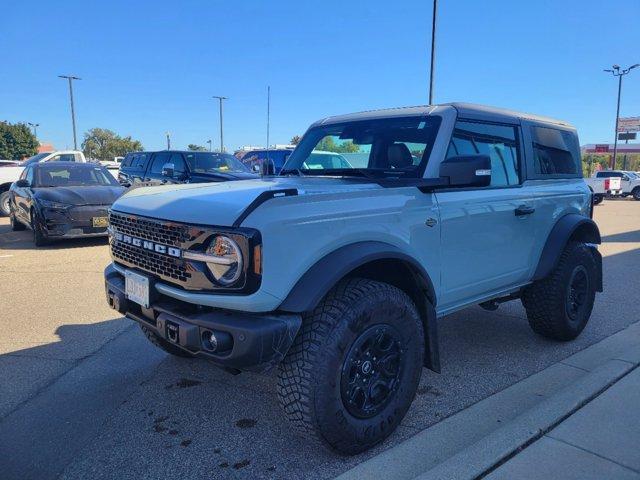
515, 205, 535, 217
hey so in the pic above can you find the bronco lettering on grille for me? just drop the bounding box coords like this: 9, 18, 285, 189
114, 232, 181, 258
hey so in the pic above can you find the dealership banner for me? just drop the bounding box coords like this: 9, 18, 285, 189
618, 116, 640, 133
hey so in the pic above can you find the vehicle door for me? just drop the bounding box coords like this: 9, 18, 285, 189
144, 152, 187, 185
435, 119, 537, 310
13, 166, 34, 223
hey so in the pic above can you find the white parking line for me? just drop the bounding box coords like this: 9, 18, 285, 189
0, 254, 14, 258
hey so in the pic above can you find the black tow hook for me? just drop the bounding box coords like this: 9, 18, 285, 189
108, 290, 128, 314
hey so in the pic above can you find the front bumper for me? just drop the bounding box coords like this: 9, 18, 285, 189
104, 264, 301, 372
40, 206, 109, 238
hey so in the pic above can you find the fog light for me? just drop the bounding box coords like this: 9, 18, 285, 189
201, 329, 233, 353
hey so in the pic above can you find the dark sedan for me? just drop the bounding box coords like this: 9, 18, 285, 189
9, 162, 125, 246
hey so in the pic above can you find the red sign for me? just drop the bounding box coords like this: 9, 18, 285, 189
594, 144, 609, 153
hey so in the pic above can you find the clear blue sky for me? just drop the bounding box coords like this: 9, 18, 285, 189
1, 0, 638, 152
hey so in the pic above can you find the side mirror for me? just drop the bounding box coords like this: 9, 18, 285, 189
252, 164, 260, 173
161, 162, 175, 178
439, 155, 491, 187
15, 179, 30, 188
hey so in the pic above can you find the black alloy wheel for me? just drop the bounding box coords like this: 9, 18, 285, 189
341, 324, 403, 419
566, 265, 589, 323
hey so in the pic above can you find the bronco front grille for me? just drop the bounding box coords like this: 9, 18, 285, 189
111, 241, 190, 282
109, 211, 192, 246
108, 211, 216, 290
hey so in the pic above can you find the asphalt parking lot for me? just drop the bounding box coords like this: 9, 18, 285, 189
0, 200, 639, 480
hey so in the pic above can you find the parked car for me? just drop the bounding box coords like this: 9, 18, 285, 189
9, 162, 125, 246
240, 148, 294, 174
0, 151, 89, 216
104, 103, 601, 454
117, 150, 257, 187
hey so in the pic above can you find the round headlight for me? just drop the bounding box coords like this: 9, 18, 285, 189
205, 235, 243, 285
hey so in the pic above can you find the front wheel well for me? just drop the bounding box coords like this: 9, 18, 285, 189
0, 183, 11, 193
343, 258, 440, 372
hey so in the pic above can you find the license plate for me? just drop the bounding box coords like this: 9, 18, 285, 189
125, 270, 150, 308
92, 216, 109, 227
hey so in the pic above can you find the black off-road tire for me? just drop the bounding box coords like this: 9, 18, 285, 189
31, 210, 50, 246
277, 278, 425, 455
522, 242, 597, 341
0, 191, 11, 216
10, 211, 26, 231
632, 188, 640, 201
592, 194, 603, 205
139, 324, 194, 358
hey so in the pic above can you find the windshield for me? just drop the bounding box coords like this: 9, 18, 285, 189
34, 165, 119, 187
184, 152, 250, 174
282, 116, 442, 178
20, 152, 52, 166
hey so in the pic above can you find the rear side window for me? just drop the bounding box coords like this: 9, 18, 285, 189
595, 171, 623, 178
531, 127, 580, 177
446, 120, 520, 187
121, 154, 133, 167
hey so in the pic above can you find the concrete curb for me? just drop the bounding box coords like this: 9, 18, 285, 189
337, 322, 640, 480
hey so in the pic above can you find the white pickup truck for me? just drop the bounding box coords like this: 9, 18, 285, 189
0, 151, 88, 215
584, 171, 624, 205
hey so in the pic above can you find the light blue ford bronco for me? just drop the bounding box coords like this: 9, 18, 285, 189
104, 103, 602, 454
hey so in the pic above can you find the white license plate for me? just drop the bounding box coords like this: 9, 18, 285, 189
125, 270, 150, 308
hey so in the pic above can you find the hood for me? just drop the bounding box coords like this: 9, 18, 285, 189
112, 176, 382, 226
0, 160, 20, 167
34, 185, 126, 205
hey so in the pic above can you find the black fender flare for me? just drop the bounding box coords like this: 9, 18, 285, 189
278, 241, 440, 372
533, 214, 602, 287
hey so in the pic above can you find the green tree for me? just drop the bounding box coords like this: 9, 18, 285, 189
81, 128, 143, 161
0, 121, 38, 160
290, 135, 301, 145
187, 144, 207, 151
315, 136, 360, 153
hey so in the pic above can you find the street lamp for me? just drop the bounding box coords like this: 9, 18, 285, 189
603, 64, 639, 169
58, 75, 81, 150
212, 96, 228, 152
27, 122, 40, 138
206, 139, 212, 152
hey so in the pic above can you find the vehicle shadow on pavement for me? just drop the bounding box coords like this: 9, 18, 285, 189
602, 229, 640, 243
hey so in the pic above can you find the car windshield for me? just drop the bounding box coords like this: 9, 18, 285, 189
184, 152, 250, 174
34, 165, 119, 187
20, 152, 52, 166
282, 115, 442, 178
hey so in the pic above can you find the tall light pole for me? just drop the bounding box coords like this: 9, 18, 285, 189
212, 96, 228, 152
27, 122, 40, 138
603, 64, 639, 169
166, 132, 171, 150
428, 0, 438, 105
58, 75, 81, 150
206, 139, 212, 152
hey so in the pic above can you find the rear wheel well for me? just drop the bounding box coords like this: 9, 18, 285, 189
569, 222, 600, 244
0, 183, 11, 193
